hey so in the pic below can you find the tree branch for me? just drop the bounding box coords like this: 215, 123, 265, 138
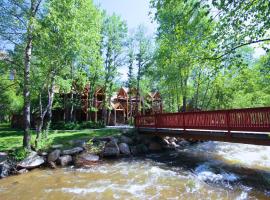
206, 38, 270, 60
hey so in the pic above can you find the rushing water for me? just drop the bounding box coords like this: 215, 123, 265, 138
1, 141, 270, 200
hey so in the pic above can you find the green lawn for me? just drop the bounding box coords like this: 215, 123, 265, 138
0, 124, 121, 152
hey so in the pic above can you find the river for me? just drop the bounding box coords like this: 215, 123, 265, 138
1, 141, 270, 200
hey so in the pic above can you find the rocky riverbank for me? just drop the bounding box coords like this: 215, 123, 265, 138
0, 128, 193, 179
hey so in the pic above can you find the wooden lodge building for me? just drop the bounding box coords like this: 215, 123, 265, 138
52, 85, 163, 125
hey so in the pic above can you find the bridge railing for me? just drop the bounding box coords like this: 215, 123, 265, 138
135, 107, 270, 132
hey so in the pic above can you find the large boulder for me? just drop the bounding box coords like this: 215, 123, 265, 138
120, 136, 133, 145
58, 155, 73, 167
75, 153, 99, 167
0, 161, 11, 178
47, 149, 61, 162
17, 151, 45, 169
62, 147, 84, 156
130, 144, 148, 155
148, 142, 163, 151
103, 141, 120, 157
119, 143, 131, 156
92, 136, 112, 143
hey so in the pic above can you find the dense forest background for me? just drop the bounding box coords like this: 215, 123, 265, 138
0, 0, 269, 148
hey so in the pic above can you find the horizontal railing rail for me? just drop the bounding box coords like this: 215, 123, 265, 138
135, 107, 270, 132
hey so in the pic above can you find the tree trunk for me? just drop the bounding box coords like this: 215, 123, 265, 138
23, 18, 33, 150
136, 60, 141, 115
43, 74, 56, 137
35, 93, 43, 147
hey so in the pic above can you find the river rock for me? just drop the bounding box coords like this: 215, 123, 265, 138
149, 142, 162, 151
103, 141, 120, 157
75, 153, 99, 167
130, 144, 148, 155
120, 136, 133, 145
58, 155, 73, 167
17, 168, 28, 174
0, 152, 8, 163
51, 144, 64, 149
17, 151, 45, 169
48, 161, 57, 169
162, 138, 170, 145
92, 136, 111, 143
119, 143, 131, 156
38, 151, 48, 157
171, 141, 179, 148
0, 161, 11, 178
47, 149, 61, 162
62, 147, 84, 156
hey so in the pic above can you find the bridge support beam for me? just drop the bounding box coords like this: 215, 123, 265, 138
137, 128, 270, 146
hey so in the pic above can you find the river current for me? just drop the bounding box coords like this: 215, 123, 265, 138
1, 141, 270, 200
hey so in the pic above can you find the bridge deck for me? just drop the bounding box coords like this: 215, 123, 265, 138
135, 107, 270, 146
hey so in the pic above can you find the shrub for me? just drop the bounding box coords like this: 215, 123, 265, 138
34, 137, 53, 151
51, 121, 79, 130
80, 121, 105, 129
9, 147, 30, 161
51, 121, 105, 130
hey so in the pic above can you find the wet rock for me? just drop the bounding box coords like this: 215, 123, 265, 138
171, 141, 179, 148
47, 149, 61, 162
119, 143, 131, 156
51, 144, 64, 149
17, 152, 45, 169
178, 140, 190, 146
103, 141, 119, 157
149, 142, 162, 151
58, 155, 73, 167
62, 147, 84, 156
0, 152, 8, 163
0, 161, 11, 178
137, 144, 148, 154
75, 153, 99, 167
92, 136, 111, 143
169, 137, 177, 143
120, 136, 133, 145
131, 144, 148, 155
17, 168, 28, 174
130, 146, 138, 155
37, 151, 48, 157
48, 161, 57, 169
163, 138, 170, 145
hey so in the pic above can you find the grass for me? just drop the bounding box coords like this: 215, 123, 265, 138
0, 123, 121, 152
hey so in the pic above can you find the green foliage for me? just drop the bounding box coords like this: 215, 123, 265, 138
86, 140, 104, 154
33, 137, 53, 151
51, 121, 105, 130
80, 121, 105, 129
9, 147, 30, 161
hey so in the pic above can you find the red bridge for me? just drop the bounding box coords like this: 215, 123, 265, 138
135, 107, 270, 146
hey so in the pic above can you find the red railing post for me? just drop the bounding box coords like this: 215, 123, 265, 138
183, 112, 186, 132
226, 110, 231, 136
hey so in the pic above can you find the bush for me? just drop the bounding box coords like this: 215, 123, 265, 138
9, 147, 30, 161
33, 137, 53, 151
80, 121, 105, 129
